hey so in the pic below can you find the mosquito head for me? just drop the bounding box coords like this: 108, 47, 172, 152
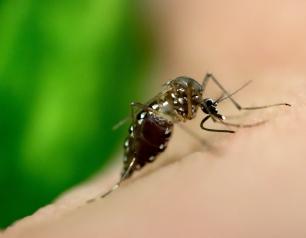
200, 98, 225, 120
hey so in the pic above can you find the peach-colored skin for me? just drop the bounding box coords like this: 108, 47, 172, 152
2, 0, 306, 237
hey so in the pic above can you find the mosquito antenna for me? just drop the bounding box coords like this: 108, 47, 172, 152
215, 116, 268, 128
215, 80, 252, 104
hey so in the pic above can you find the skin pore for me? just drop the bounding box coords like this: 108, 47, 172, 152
3, 0, 306, 237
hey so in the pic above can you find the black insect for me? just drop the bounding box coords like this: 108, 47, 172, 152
88, 73, 290, 201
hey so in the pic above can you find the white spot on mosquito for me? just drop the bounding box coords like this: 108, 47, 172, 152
178, 97, 184, 104
138, 119, 144, 125
193, 95, 200, 101
165, 127, 171, 135
159, 144, 165, 150
149, 156, 155, 161
192, 105, 196, 113
152, 104, 159, 110
162, 101, 169, 107
124, 139, 129, 147
171, 93, 176, 99
140, 112, 146, 119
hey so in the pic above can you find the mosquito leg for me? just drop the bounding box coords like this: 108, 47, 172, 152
213, 80, 251, 106
222, 111, 251, 120
215, 117, 268, 128
202, 73, 291, 110
200, 116, 235, 133
113, 102, 152, 131
86, 158, 137, 203
112, 117, 129, 131
112, 102, 150, 131
213, 81, 261, 119
98, 183, 120, 199
100, 158, 136, 199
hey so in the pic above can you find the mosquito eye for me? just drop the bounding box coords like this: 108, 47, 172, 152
204, 98, 214, 106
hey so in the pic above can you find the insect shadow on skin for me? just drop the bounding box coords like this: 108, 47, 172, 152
86, 73, 291, 203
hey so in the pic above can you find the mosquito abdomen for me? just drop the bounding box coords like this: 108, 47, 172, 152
122, 110, 173, 179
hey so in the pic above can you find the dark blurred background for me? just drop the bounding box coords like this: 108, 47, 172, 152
0, 0, 153, 228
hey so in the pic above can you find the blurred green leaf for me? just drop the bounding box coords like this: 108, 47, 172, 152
0, 0, 152, 228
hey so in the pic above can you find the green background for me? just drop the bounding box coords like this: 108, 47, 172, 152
0, 0, 153, 228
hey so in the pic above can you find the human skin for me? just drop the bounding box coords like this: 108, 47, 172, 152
3, 0, 306, 237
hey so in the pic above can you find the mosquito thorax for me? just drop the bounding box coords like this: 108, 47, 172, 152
165, 76, 203, 120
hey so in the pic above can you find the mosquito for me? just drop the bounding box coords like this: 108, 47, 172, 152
87, 73, 290, 202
